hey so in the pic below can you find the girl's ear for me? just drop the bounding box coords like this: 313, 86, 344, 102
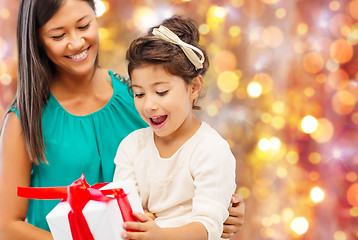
189, 75, 203, 100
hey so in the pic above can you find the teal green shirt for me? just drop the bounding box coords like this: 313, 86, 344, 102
11, 71, 147, 231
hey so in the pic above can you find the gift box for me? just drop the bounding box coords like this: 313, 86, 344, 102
18, 175, 143, 240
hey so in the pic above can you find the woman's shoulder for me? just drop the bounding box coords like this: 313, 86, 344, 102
108, 70, 131, 87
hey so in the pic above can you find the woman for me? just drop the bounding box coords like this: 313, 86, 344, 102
0, 0, 244, 239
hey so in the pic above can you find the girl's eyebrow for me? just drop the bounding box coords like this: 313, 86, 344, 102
47, 15, 89, 33
131, 81, 170, 89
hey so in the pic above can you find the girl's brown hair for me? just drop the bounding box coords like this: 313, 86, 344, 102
126, 15, 210, 109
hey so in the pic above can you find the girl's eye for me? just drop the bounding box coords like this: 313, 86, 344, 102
157, 90, 168, 96
79, 23, 90, 30
134, 93, 145, 98
51, 34, 65, 40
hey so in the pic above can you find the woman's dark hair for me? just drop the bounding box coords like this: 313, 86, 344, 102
126, 15, 210, 110
9, 0, 96, 163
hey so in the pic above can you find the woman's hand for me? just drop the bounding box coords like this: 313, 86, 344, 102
221, 194, 245, 239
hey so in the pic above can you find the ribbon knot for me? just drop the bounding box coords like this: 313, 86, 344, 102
152, 25, 205, 70
17, 174, 135, 240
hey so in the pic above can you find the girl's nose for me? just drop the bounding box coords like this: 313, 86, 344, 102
144, 97, 159, 112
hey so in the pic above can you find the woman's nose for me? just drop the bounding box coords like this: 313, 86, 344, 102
67, 33, 85, 51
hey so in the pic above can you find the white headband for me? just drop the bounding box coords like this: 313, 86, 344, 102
152, 25, 205, 70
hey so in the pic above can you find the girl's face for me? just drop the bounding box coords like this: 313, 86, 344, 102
131, 65, 201, 139
39, 0, 99, 77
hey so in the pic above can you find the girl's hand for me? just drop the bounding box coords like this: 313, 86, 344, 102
122, 212, 165, 240
221, 194, 245, 239
143, 209, 157, 220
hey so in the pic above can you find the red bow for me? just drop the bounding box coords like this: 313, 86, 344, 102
18, 175, 136, 240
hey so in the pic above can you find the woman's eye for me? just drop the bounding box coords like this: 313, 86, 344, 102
51, 34, 65, 40
79, 23, 90, 30
157, 90, 168, 96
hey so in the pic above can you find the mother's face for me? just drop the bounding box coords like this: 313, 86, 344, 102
38, 0, 99, 77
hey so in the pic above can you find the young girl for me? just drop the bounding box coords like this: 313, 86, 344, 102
113, 16, 237, 240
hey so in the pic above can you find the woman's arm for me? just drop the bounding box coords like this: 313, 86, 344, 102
222, 194, 245, 239
0, 112, 53, 240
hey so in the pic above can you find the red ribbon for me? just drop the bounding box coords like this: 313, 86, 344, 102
17, 175, 136, 240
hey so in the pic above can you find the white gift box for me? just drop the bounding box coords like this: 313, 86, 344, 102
46, 180, 143, 240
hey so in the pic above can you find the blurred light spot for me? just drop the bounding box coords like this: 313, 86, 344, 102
213, 6, 227, 18
297, 23, 308, 35
94, 0, 107, 17
262, 217, 272, 227
100, 39, 114, 51
98, 28, 110, 39
231, 0, 244, 8
272, 101, 285, 114
316, 73, 327, 84
330, 39, 354, 64
329, 1, 341, 11
258, 138, 270, 151
350, 207, 358, 217
352, 112, 358, 124
220, 92, 234, 103
348, 0, 358, 20
229, 26, 241, 37
247, 82, 262, 98
262, 26, 284, 48
291, 217, 309, 235
248, 27, 263, 43
262, 0, 279, 4
346, 172, 357, 182
309, 152, 322, 165
294, 41, 307, 54
304, 87, 315, 97
276, 167, 287, 178
303, 52, 324, 74
0, 8, 10, 19
332, 148, 343, 159
275, 8, 286, 19
217, 71, 239, 93
326, 59, 340, 72
272, 116, 285, 129
206, 105, 218, 116
347, 183, 358, 207
332, 90, 356, 115
252, 73, 273, 94
270, 137, 281, 150
0, 73, 11, 85
286, 151, 299, 164
134, 7, 159, 32
341, 25, 351, 37
334, 231, 347, 240
261, 112, 272, 123
282, 208, 294, 222
309, 171, 320, 181
301, 115, 318, 134
310, 186, 325, 203
214, 51, 237, 71
311, 118, 334, 143
199, 24, 210, 35
238, 187, 250, 199
328, 69, 349, 90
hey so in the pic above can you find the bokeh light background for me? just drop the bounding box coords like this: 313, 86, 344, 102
1, 0, 358, 239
